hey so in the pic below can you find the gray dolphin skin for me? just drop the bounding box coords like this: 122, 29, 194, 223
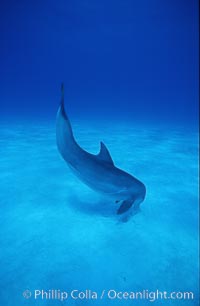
56, 84, 146, 215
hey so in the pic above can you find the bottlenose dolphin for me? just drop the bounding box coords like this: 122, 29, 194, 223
56, 84, 146, 215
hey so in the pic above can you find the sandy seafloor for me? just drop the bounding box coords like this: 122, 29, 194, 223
0, 119, 199, 306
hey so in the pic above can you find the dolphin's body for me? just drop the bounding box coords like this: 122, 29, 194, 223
56, 85, 146, 215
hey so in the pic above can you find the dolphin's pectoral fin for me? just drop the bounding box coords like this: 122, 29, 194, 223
97, 142, 114, 165
117, 199, 134, 214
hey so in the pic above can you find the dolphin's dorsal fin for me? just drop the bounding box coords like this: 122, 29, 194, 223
97, 142, 114, 165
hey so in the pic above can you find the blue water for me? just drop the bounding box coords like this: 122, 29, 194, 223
0, 119, 198, 305
0, 0, 199, 305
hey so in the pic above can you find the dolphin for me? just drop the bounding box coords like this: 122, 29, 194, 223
56, 84, 146, 215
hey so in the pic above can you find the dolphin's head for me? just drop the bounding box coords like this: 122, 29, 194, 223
129, 180, 146, 211
133, 182, 146, 210
138, 181, 146, 201
117, 180, 146, 215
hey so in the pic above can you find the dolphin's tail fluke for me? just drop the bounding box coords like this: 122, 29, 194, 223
59, 82, 69, 121
61, 82, 64, 104
56, 83, 76, 161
